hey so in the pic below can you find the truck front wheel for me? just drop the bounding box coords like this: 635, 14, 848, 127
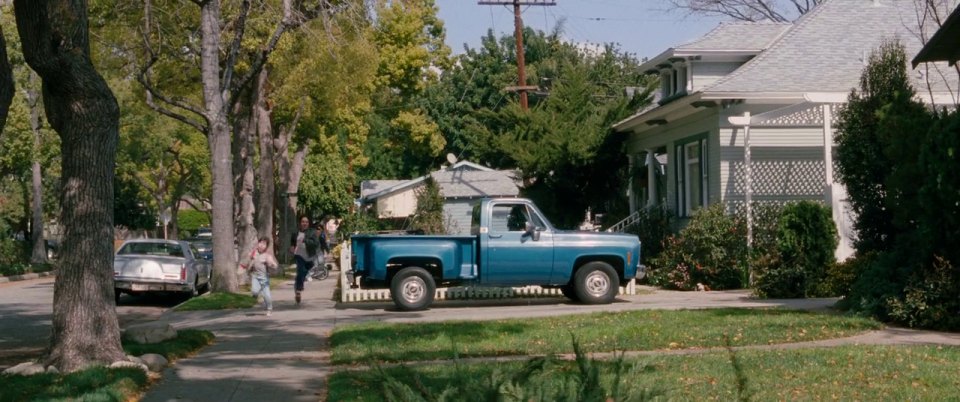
574, 262, 619, 304
390, 267, 436, 311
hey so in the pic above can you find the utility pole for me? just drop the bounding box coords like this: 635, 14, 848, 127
478, 0, 556, 110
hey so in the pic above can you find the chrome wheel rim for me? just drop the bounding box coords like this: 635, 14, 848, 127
585, 271, 610, 297
401, 277, 426, 304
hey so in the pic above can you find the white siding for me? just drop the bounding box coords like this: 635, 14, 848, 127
625, 108, 721, 214
376, 189, 418, 218
719, 126, 827, 205
443, 201, 478, 235
690, 61, 743, 92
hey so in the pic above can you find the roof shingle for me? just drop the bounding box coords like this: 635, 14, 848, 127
707, 0, 957, 94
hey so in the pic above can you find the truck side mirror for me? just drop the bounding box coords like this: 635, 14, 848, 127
524, 221, 541, 241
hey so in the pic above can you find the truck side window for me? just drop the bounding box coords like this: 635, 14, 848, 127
470, 203, 482, 235
491, 204, 528, 232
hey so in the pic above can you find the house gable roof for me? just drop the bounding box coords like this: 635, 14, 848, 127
705, 0, 956, 95
430, 170, 519, 199
360, 180, 407, 199
360, 162, 519, 202
641, 22, 790, 70
678, 21, 791, 51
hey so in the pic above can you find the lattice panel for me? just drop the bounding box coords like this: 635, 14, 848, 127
758, 104, 845, 127
728, 159, 826, 196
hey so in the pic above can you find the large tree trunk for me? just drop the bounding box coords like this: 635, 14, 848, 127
14, 0, 125, 372
232, 94, 257, 272
27, 72, 47, 264
200, 0, 238, 293
277, 133, 308, 262
254, 69, 277, 256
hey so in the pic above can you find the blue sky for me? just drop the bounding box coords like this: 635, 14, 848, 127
435, 0, 727, 61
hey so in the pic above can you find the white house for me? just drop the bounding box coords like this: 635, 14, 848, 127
612, 0, 960, 259
360, 161, 520, 234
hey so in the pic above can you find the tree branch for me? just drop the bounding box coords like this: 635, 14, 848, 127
137, 0, 209, 133
221, 0, 252, 96
228, 0, 296, 109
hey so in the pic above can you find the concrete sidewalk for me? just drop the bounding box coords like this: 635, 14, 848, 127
139, 282, 960, 402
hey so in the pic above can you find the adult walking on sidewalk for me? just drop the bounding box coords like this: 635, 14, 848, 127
289, 216, 324, 304
239, 236, 279, 316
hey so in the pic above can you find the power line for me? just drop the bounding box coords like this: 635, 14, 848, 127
478, 0, 556, 111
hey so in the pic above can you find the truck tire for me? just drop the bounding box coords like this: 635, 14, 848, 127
574, 262, 619, 304
391, 267, 436, 311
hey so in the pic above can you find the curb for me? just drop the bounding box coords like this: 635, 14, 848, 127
0, 271, 56, 283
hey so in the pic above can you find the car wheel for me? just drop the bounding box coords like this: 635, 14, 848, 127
114, 288, 122, 305
573, 262, 619, 304
198, 273, 211, 294
560, 284, 580, 301
390, 267, 436, 311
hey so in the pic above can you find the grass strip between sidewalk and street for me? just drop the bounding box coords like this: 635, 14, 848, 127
330, 308, 881, 365
0, 329, 214, 402
328, 345, 960, 401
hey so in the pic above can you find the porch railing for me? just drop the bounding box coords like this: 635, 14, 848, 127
605, 209, 643, 233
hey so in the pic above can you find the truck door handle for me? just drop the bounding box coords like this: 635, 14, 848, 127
488, 234, 502, 239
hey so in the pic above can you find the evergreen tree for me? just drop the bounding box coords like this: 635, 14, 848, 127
411, 177, 445, 234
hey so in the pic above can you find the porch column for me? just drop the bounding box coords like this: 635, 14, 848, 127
822, 104, 834, 186
646, 149, 657, 207
627, 154, 637, 213
728, 112, 754, 284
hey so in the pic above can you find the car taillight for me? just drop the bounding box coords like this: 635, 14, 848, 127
180, 265, 186, 281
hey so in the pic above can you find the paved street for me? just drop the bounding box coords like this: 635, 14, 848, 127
0, 277, 182, 370
3, 275, 960, 402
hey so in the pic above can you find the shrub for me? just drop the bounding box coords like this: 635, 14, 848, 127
886, 256, 960, 330
340, 209, 382, 236
649, 204, 747, 290
177, 209, 210, 236
819, 253, 868, 297
753, 201, 838, 298
623, 205, 673, 265
0, 238, 29, 276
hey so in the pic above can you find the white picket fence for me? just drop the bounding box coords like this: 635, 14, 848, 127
337, 244, 637, 303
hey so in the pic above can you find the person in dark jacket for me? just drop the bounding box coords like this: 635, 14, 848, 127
289, 215, 321, 304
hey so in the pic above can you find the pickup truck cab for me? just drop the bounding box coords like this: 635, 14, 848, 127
351, 198, 643, 310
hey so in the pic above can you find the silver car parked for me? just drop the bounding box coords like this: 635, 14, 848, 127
113, 239, 213, 303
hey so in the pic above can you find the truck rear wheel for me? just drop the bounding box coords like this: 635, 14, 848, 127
574, 262, 619, 304
391, 267, 436, 311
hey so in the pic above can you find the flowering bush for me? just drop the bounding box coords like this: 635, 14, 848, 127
648, 204, 748, 290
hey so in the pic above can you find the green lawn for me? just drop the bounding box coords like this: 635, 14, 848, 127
175, 291, 258, 311
329, 345, 960, 401
0, 329, 214, 402
330, 308, 881, 364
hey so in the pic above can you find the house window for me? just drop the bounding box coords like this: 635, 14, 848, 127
675, 137, 708, 216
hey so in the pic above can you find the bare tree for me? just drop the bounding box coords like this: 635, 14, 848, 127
667, 0, 821, 22
14, 0, 126, 372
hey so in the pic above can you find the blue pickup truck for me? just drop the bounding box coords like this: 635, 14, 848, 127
350, 198, 644, 311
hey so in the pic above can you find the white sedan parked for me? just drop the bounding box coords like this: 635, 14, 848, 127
113, 239, 212, 303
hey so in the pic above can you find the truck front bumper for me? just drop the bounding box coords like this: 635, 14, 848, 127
635, 264, 647, 280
